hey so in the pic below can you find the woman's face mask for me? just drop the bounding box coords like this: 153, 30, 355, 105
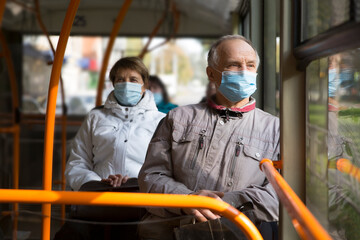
153, 92, 163, 105
114, 82, 143, 106
213, 69, 257, 102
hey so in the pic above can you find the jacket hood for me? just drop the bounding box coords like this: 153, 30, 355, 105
104, 89, 158, 111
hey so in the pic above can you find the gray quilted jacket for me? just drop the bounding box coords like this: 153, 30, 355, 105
138, 97, 280, 222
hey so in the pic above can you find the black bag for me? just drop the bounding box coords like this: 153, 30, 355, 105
71, 179, 146, 222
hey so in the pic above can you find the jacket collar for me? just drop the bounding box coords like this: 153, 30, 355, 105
207, 96, 256, 113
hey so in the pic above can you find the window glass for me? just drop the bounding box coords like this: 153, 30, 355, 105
263, 0, 280, 116
302, 0, 350, 41
22, 36, 214, 115
306, 49, 360, 239
306, 58, 328, 225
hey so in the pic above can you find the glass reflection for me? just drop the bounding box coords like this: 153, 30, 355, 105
302, 0, 350, 40
306, 59, 328, 225
327, 51, 360, 240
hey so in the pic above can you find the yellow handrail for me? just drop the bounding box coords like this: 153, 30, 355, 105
141, 0, 180, 56
33, 0, 68, 222
337, 158, 360, 182
95, 0, 133, 106
0, 189, 263, 240
41, 0, 80, 239
0, 2, 21, 238
260, 159, 332, 240
137, 0, 169, 59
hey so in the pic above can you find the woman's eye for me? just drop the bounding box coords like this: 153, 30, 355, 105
130, 78, 139, 83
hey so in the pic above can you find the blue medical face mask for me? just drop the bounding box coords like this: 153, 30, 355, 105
328, 68, 338, 97
153, 92, 163, 105
214, 69, 257, 102
114, 82, 143, 106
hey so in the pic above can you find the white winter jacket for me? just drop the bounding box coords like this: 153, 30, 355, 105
65, 90, 165, 191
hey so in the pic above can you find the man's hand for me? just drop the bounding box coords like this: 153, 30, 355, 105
182, 190, 224, 222
101, 174, 128, 187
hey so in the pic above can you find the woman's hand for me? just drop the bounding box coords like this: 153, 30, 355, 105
101, 174, 129, 187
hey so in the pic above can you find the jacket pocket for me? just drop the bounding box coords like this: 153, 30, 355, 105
243, 144, 276, 161
172, 128, 207, 169
93, 124, 119, 153
189, 130, 206, 169
228, 140, 243, 178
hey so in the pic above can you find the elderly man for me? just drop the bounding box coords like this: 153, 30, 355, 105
138, 35, 280, 239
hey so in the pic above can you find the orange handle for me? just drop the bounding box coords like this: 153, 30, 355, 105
337, 158, 360, 182
260, 159, 332, 240
42, 0, 81, 239
96, 0, 133, 106
0, 190, 263, 240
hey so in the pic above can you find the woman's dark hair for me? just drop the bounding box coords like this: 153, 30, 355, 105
149, 75, 169, 103
109, 57, 149, 88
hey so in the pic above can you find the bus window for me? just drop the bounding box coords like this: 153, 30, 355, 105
301, 0, 351, 41
306, 49, 360, 240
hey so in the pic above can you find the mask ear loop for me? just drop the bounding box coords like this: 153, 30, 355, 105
209, 66, 222, 88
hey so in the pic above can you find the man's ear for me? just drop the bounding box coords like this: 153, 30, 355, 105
206, 66, 215, 82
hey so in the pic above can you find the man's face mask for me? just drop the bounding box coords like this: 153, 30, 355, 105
213, 69, 257, 102
114, 82, 143, 106
328, 68, 339, 98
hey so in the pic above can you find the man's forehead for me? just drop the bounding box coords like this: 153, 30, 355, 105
218, 39, 256, 56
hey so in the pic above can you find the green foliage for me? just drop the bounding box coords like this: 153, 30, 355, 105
339, 108, 360, 117
308, 104, 327, 126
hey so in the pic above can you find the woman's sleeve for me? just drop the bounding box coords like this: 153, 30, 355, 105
65, 114, 101, 191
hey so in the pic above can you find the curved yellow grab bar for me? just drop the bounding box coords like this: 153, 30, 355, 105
0, 3, 21, 238
95, 0, 133, 106
42, 0, 80, 238
33, 0, 68, 222
260, 159, 332, 240
0, 190, 263, 240
337, 158, 360, 182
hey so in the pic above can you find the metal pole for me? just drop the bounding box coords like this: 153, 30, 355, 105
41, 0, 80, 239
0, 190, 263, 240
260, 159, 332, 240
95, 0, 133, 106
33, 0, 68, 223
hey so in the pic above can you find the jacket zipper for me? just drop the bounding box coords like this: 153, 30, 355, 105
190, 130, 206, 169
229, 140, 242, 178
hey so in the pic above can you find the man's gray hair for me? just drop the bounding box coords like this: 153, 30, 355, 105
207, 35, 260, 70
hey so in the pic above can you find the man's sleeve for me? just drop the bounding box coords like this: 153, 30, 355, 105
138, 114, 193, 217
222, 178, 279, 222
65, 115, 101, 191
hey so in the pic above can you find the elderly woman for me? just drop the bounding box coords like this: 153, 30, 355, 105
149, 75, 178, 114
65, 57, 165, 191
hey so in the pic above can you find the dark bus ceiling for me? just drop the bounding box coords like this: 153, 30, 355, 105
3, 0, 241, 37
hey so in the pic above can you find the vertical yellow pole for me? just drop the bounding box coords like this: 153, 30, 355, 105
41, 0, 80, 239
0, 23, 20, 239
95, 0, 133, 106
33, 0, 68, 223
12, 124, 20, 240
